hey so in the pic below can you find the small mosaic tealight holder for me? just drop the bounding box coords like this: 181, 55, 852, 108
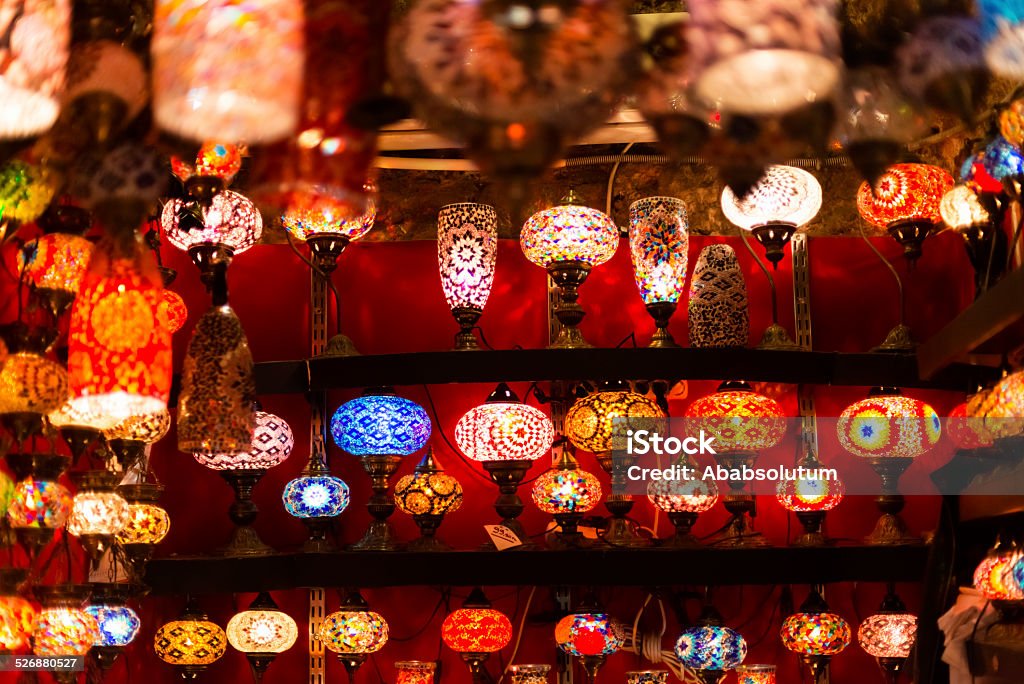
735, 664, 776, 684
395, 660, 436, 684
626, 671, 670, 684
509, 664, 551, 684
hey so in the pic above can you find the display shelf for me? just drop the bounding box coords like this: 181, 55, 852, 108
144, 544, 929, 595
254, 348, 995, 395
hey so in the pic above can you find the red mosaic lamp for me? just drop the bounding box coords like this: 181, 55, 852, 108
858, 587, 917, 684
442, 588, 513, 684
775, 449, 844, 546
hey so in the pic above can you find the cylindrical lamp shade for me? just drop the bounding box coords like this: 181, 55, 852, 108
455, 402, 554, 462
565, 390, 664, 454
7, 479, 71, 529
116, 503, 170, 545
161, 191, 263, 255
0, 595, 36, 651
509, 664, 550, 684
776, 474, 844, 512
33, 607, 98, 656
647, 478, 719, 513
857, 613, 917, 659
396, 661, 437, 684
555, 614, 622, 656
438, 203, 498, 312
686, 0, 841, 116
395, 471, 463, 516
330, 394, 431, 456
154, 618, 227, 667
684, 387, 786, 452
781, 613, 851, 655
441, 608, 513, 653
674, 624, 747, 671
282, 475, 350, 518
720, 166, 823, 229
18, 233, 93, 298
67, 490, 130, 536
194, 410, 294, 470
735, 665, 777, 684
837, 395, 941, 459
105, 409, 171, 444
0, 352, 67, 416
979, 0, 1024, 79
974, 550, 1024, 600
521, 205, 619, 268
318, 611, 388, 654
940, 185, 991, 232
152, 0, 303, 142
531, 468, 601, 514
947, 402, 993, 449
856, 164, 954, 229
628, 197, 689, 305
626, 672, 669, 684
86, 604, 141, 647
226, 608, 298, 654
0, 0, 70, 139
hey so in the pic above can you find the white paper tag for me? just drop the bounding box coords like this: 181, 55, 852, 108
485, 524, 523, 550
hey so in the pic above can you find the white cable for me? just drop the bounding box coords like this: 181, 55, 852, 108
498, 586, 537, 684
623, 595, 698, 683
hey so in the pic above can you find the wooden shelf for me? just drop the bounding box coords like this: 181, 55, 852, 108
144, 544, 929, 595
253, 348, 997, 396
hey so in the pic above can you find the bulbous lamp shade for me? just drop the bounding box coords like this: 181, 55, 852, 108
105, 409, 172, 444
735, 665, 776, 684
7, 479, 72, 529
780, 612, 851, 656
856, 164, 954, 261
521, 204, 618, 269
438, 203, 498, 350
940, 185, 991, 232
116, 503, 170, 545
980, 370, 1024, 439
686, 0, 841, 116
154, 616, 228, 670
648, 477, 719, 514
330, 392, 431, 456
318, 611, 389, 654
628, 196, 689, 305
858, 613, 917, 659
982, 136, 1024, 185
441, 608, 513, 653
172, 142, 245, 184
0, 352, 67, 416
555, 614, 622, 656
152, 0, 303, 143
721, 166, 823, 231
837, 394, 941, 460
947, 402, 994, 449
776, 474, 844, 512
395, 467, 463, 517
226, 596, 298, 654
161, 190, 263, 256
455, 400, 554, 463
684, 384, 786, 452
194, 410, 294, 470
0, 0, 71, 139
86, 604, 141, 648
673, 625, 747, 671
281, 180, 377, 245
158, 289, 188, 334
18, 233, 93, 304
974, 549, 1024, 600
0, 593, 35, 651
978, 0, 1024, 79
283, 475, 350, 518
0, 161, 57, 225
67, 489, 130, 537
1001, 99, 1024, 147
33, 606, 99, 657
531, 467, 602, 514
565, 388, 664, 455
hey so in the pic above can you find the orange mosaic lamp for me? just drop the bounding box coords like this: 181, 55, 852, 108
0, 569, 34, 653
947, 401, 994, 450
18, 205, 94, 320
442, 588, 513, 683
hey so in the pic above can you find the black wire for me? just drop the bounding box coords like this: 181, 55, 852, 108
614, 332, 638, 349
421, 384, 499, 487
390, 594, 447, 642
470, 326, 496, 351
285, 230, 344, 337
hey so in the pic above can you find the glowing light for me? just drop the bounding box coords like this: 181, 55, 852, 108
18, 233, 93, 298
86, 604, 141, 648
781, 613, 851, 656
974, 549, 1024, 600
776, 473, 844, 512
282, 475, 350, 519
116, 503, 170, 545
628, 196, 689, 305
940, 185, 991, 232
947, 402, 993, 449
438, 203, 498, 312
0, 595, 35, 651
395, 469, 463, 516
0, 352, 68, 416
67, 490, 130, 537
33, 605, 98, 657
565, 388, 664, 454
555, 614, 622, 657
520, 204, 618, 268
226, 602, 298, 654
330, 393, 431, 457
856, 164, 954, 229
441, 608, 513, 653
161, 190, 263, 255
531, 467, 601, 515
647, 477, 719, 513
685, 385, 786, 452
318, 611, 388, 654
154, 617, 227, 667
194, 410, 294, 471
455, 397, 554, 463
104, 409, 171, 444
673, 624, 747, 671
7, 479, 71, 529
158, 289, 188, 333
858, 613, 917, 659
720, 166, 822, 230
838, 393, 941, 460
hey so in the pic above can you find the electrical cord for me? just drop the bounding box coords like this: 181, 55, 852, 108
285, 230, 344, 338
497, 586, 536, 684
620, 593, 699, 683
421, 384, 498, 487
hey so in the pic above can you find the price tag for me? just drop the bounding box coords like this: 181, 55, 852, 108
485, 525, 523, 550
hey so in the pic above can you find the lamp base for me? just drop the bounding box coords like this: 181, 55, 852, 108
579, 655, 606, 684
301, 516, 337, 552
452, 307, 483, 351
758, 322, 800, 350
793, 511, 829, 547
481, 460, 534, 550
866, 511, 921, 546
662, 511, 700, 547
307, 234, 350, 273
645, 302, 679, 348
350, 519, 401, 552
548, 261, 593, 349
319, 334, 360, 357
872, 324, 915, 353
601, 495, 650, 548
551, 513, 590, 549
550, 323, 592, 349
694, 670, 727, 684
188, 243, 234, 290
247, 653, 276, 682
92, 646, 123, 672
751, 222, 797, 269
718, 495, 770, 547
219, 525, 274, 557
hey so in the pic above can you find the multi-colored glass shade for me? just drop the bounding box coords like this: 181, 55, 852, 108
684, 385, 786, 452
673, 624, 747, 670
67, 490, 130, 537
735, 665, 777, 684
395, 470, 463, 517
318, 611, 389, 654
105, 409, 171, 444
720, 166, 823, 230
947, 402, 994, 449
18, 233, 93, 298
0, 472, 13, 518
647, 477, 719, 514
441, 608, 513, 654
116, 503, 170, 545
628, 196, 689, 305
1000, 99, 1024, 147
565, 389, 664, 454
0, 162, 56, 225
780, 612, 851, 656
194, 410, 294, 471
438, 203, 498, 312
509, 664, 550, 684
982, 136, 1024, 183
161, 190, 263, 255
396, 660, 437, 684
0, 0, 70, 139
282, 475, 350, 519
974, 550, 1024, 600
281, 181, 377, 243
857, 613, 917, 659
0, 594, 35, 651
47, 400, 93, 430
940, 185, 991, 232
837, 394, 941, 460
33, 605, 99, 656
158, 289, 188, 334
226, 606, 298, 654
455, 399, 554, 462
7, 479, 71, 529
66, 240, 172, 430
172, 143, 245, 184
531, 467, 602, 515
1014, 556, 1024, 594
521, 204, 619, 268
86, 604, 141, 648
686, 0, 841, 116
776, 473, 844, 512
330, 393, 432, 457
152, 0, 302, 143
978, 0, 1024, 79
0, 352, 68, 416
154, 617, 228, 666
555, 613, 622, 657
625, 671, 669, 684
856, 164, 954, 229
980, 370, 1024, 439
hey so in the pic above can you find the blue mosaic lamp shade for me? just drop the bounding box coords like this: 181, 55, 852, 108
330, 393, 432, 456
674, 625, 747, 671
978, 0, 1024, 78
86, 605, 141, 648
983, 136, 1024, 182
282, 475, 350, 518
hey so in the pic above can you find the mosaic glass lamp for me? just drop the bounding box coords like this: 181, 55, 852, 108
858, 589, 917, 683
556, 611, 622, 684
509, 665, 551, 684
781, 589, 851, 684
116, 482, 170, 570
154, 599, 227, 679
318, 591, 389, 679
0, 568, 35, 653
979, 368, 1024, 444
531, 447, 602, 548
18, 205, 94, 320
7, 455, 71, 556
455, 383, 553, 547
331, 389, 432, 551
86, 585, 141, 671
565, 381, 664, 547
0, 350, 68, 443
105, 408, 172, 472
947, 401, 994, 451
282, 469, 351, 552
437, 203, 498, 350
32, 585, 98, 658
66, 470, 130, 562
227, 592, 298, 682
978, 0, 1024, 80
396, 660, 437, 684
735, 665, 776, 684
940, 184, 993, 235
838, 388, 940, 544
684, 381, 785, 546
48, 399, 103, 463
974, 544, 1024, 611
625, 671, 669, 684
673, 606, 747, 684
194, 410, 294, 556
152, 0, 302, 143
1000, 98, 1024, 146
628, 196, 689, 347
521, 193, 619, 348
647, 458, 719, 547
982, 135, 1024, 197
775, 450, 844, 546
442, 588, 513, 684
394, 448, 463, 550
